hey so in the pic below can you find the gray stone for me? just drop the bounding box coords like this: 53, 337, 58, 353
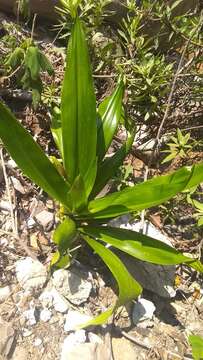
132, 298, 156, 325
16, 257, 47, 292
53, 268, 92, 305
109, 217, 176, 298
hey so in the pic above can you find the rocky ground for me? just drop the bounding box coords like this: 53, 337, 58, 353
0, 194, 203, 360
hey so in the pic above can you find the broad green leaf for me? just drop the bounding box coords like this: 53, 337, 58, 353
97, 80, 124, 162
69, 175, 87, 212
50, 250, 70, 268
83, 162, 203, 219
77, 235, 142, 328
83, 157, 97, 199
25, 46, 41, 80
81, 226, 203, 273
189, 335, 203, 360
53, 217, 77, 251
0, 102, 71, 208
91, 130, 135, 198
49, 156, 67, 179
61, 17, 97, 196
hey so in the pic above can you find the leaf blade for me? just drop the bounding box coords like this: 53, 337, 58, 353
84, 162, 203, 219
0, 102, 70, 208
61, 17, 97, 195
78, 235, 142, 328
97, 79, 124, 162
81, 226, 203, 272
91, 130, 135, 198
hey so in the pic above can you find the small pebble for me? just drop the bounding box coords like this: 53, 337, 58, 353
132, 298, 156, 325
34, 338, 42, 347
23, 308, 37, 326
22, 328, 32, 337
40, 309, 52, 322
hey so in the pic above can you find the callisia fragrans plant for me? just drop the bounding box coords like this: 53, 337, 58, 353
0, 2, 203, 328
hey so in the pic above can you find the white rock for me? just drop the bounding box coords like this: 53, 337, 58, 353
64, 330, 86, 347
53, 268, 92, 305
64, 310, 91, 332
35, 210, 54, 229
132, 298, 156, 325
27, 217, 36, 229
60, 331, 87, 360
23, 308, 37, 326
39, 290, 53, 309
61, 343, 98, 360
0, 238, 8, 246
16, 257, 47, 292
11, 176, 25, 194
0, 285, 13, 303
88, 332, 103, 344
0, 200, 12, 212
40, 309, 52, 322
39, 288, 69, 313
34, 338, 42, 347
7, 159, 18, 168
52, 289, 69, 313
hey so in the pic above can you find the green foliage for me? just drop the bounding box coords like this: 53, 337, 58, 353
162, 129, 192, 163
189, 335, 203, 360
0, 16, 203, 328
17, 0, 30, 18
5, 39, 54, 108
162, 129, 203, 164
55, 0, 112, 39
187, 191, 203, 227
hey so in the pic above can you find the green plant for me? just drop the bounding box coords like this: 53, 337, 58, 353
189, 335, 203, 360
162, 128, 192, 163
55, 0, 112, 39
162, 129, 203, 164
17, 0, 30, 18
125, 53, 172, 121
0, 10, 203, 328
5, 39, 54, 108
187, 191, 203, 227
